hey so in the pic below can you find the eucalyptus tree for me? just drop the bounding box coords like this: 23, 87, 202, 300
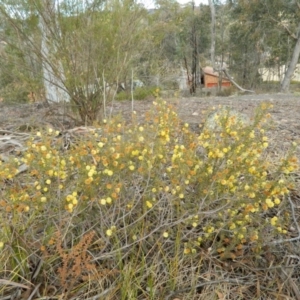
140, 0, 193, 86
274, 0, 300, 92
39, 0, 70, 103
227, 1, 270, 88
144, 0, 210, 90
208, 0, 216, 68
228, 0, 300, 91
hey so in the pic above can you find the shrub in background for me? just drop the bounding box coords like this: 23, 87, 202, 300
0, 44, 41, 104
116, 86, 158, 101
216, 86, 237, 97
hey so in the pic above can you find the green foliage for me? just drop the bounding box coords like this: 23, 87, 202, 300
116, 86, 158, 101
0, 9, 43, 103
0, 100, 298, 298
0, 82, 29, 103
0, 48, 41, 103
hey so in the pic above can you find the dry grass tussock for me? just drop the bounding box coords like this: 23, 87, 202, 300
0, 99, 299, 300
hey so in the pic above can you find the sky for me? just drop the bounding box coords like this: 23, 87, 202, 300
139, 0, 208, 9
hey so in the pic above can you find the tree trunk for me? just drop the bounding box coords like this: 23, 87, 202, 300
281, 22, 300, 93
39, 0, 69, 103
190, 2, 198, 94
208, 0, 216, 68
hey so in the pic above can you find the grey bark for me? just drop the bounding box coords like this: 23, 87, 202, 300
281, 22, 300, 93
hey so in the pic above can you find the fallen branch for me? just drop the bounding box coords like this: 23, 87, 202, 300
219, 68, 255, 93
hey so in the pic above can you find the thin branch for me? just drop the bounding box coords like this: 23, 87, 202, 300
269, 16, 297, 40
268, 194, 300, 245
165, 277, 253, 300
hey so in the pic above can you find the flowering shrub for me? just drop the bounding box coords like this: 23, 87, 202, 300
0, 100, 298, 297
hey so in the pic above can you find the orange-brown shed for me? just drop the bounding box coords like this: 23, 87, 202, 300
202, 66, 231, 88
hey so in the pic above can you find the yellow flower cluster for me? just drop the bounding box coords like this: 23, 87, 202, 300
0, 101, 297, 257
106, 225, 116, 237
65, 192, 78, 212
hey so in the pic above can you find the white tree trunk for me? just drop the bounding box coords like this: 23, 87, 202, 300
39, 0, 69, 103
281, 22, 300, 93
208, 0, 216, 68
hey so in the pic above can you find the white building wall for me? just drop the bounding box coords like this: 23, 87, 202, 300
259, 64, 300, 82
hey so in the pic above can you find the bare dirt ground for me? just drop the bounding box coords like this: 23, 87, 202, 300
3, 93, 299, 150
